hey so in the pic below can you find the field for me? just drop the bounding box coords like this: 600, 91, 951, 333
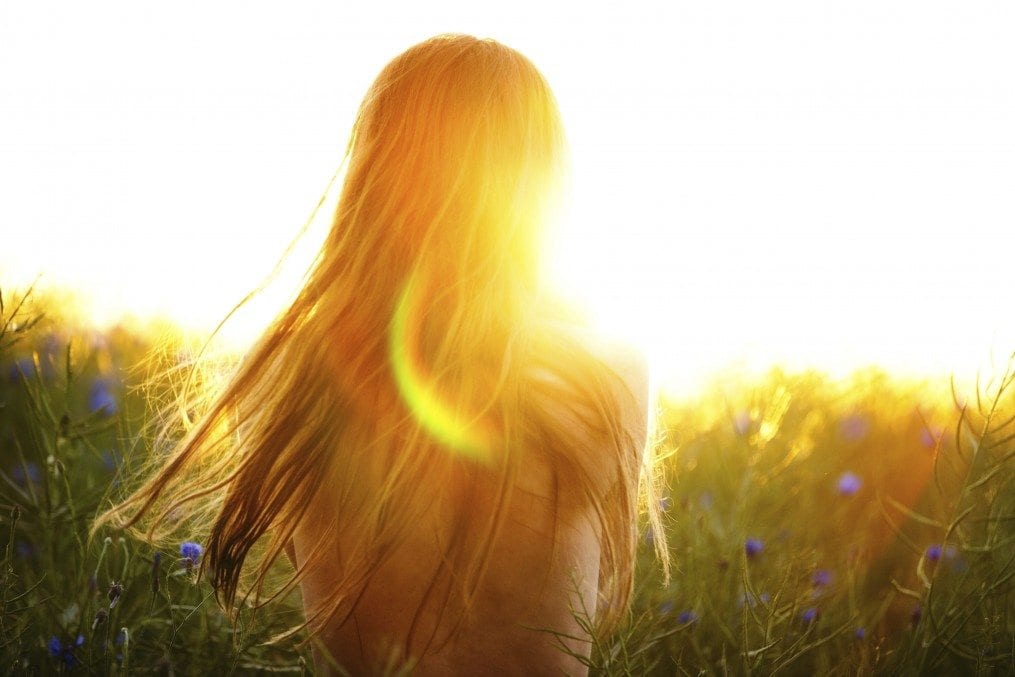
1, 289, 1011, 675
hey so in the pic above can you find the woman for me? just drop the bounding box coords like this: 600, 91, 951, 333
95, 34, 664, 674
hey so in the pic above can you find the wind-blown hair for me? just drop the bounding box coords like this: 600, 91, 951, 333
93, 34, 666, 654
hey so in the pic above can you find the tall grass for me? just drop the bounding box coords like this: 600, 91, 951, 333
0, 289, 309, 673
0, 287, 1011, 674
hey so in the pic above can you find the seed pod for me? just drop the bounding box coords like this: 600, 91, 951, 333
108, 582, 124, 609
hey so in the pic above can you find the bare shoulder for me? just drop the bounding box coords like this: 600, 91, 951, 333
531, 319, 651, 453
594, 336, 649, 406
557, 323, 648, 401
581, 332, 651, 448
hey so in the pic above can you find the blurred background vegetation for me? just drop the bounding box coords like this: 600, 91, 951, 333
1, 286, 1011, 675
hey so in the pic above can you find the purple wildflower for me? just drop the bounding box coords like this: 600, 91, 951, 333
678, 610, 698, 624
699, 492, 714, 510
733, 411, 751, 436
801, 607, 819, 624
926, 544, 943, 562
745, 538, 764, 558
911, 604, 922, 627
7, 357, 36, 382
920, 426, 944, 449
11, 462, 41, 488
812, 569, 832, 587
836, 471, 862, 496
180, 541, 203, 568
48, 635, 84, 669
101, 450, 121, 473
88, 378, 118, 415
855, 627, 866, 640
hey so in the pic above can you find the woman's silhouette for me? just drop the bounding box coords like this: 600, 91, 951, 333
95, 34, 664, 674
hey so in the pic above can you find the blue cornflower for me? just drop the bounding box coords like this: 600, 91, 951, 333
88, 378, 118, 415
812, 569, 832, 587
180, 541, 203, 568
101, 450, 121, 473
801, 607, 819, 624
745, 538, 764, 558
854, 627, 866, 640
836, 471, 862, 496
48, 635, 84, 669
677, 610, 698, 624
7, 357, 36, 382
926, 544, 943, 562
11, 461, 41, 488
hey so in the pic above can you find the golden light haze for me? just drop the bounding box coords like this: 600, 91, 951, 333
2, 2, 1013, 395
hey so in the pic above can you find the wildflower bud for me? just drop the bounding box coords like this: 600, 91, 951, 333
745, 538, 764, 558
836, 471, 863, 497
92, 609, 108, 629
812, 569, 832, 587
678, 610, 698, 625
108, 581, 123, 609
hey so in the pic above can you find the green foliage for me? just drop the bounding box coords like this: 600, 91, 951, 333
0, 287, 1011, 674
0, 289, 310, 674
594, 368, 1014, 675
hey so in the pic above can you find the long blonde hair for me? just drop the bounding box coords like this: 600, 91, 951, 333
94, 33, 663, 650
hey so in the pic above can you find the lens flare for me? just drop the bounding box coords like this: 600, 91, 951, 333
389, 278, 491, 461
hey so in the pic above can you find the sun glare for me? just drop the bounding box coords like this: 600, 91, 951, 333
2, 2, 1013, 396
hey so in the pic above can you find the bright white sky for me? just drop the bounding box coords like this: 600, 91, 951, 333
1, 1, 1013, 395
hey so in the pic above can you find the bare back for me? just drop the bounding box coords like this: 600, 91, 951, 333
291, 336, 649, 675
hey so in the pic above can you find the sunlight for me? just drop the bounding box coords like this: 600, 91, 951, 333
1, 1, 1012, 395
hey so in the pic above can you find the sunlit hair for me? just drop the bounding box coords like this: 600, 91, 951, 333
93, 33, 666, 655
